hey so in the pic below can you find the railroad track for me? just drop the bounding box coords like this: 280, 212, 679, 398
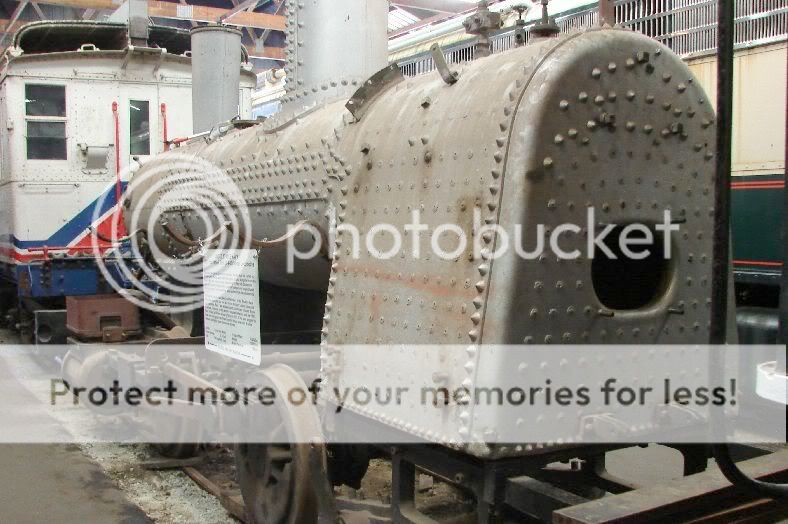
144, 446, 788, 524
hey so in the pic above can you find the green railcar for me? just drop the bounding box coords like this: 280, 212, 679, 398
732, 173, 785, 288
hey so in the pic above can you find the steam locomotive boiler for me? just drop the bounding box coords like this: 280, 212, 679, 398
114, 1, 723, 522
132, 28, 716, 336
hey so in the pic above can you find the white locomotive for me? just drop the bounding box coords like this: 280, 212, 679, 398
0, 20, 255, 342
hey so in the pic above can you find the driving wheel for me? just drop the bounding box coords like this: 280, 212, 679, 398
236, 365, 322, 524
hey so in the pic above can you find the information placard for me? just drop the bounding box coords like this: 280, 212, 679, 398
203, 249, 261, 365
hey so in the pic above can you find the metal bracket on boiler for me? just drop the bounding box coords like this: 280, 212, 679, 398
346, 64, 404, 122
429, 44, 459, 86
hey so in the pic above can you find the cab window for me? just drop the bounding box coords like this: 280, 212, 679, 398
129, 100, 150, 156
25, 84, 67, 160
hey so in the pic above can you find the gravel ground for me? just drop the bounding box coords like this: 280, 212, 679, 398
79, 443, 234, 524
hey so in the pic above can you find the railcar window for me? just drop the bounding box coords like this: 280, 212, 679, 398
27, 122, 67, 160
129, 100, 150, 156
25, 84, 67, 160
25, 85, 66, 117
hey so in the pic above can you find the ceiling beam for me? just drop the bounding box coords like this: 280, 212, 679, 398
1, 1, 30, 47
0, 15, 38, 54
220, 0, 262, 23
388, 12, 450, 37
245, 43, 283, 60
259, 0, 283, 46
391, 0, 472, 15
0, 16, 285, 61
27, 0, 133, 10
29, 0, 286, 30
0, 18, 30, 34
31, 2, 46, 19
148, 1, 285, 30
226, 0, 263, 52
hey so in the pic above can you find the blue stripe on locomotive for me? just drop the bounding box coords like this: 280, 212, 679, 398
1, 182, 134, 298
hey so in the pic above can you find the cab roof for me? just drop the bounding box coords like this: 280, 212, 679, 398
12, 21, 191, 56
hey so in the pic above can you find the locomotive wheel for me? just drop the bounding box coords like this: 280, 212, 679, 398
149, 352, 203, 459
153, 441, 202, 459
235, 365, 322, 524
168, 308, 204, 337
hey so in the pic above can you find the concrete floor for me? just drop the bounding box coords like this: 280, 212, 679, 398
0, 444, 151, 524
0, 329, 150, 523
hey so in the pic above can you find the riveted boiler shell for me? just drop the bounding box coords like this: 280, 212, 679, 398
325, 29, 716, 454
324, 28, 716, 347
126, 98, 350, 290
128, 27, 717, 456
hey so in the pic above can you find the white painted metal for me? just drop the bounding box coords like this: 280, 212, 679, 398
756, 361, 788, 404
0, 46, 255, 265
686, 42, 787, 178
190, 25, 244, 134
281, 0, 389, 112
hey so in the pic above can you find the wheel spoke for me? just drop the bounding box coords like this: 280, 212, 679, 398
269, 464, 284, 484
269, 421, 285, 442
236, 367, 321, 524
268, 446, 293, 464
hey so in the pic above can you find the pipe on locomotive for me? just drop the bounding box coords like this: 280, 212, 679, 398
709, 0, 788, 499
280, 0, 389, 112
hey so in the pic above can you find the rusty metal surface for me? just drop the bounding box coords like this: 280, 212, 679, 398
346, 63, 405, 121
328, 29, 715, 456
66, 294, 141, 340
552, 449, 788, 524
128, 28, 717, 458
